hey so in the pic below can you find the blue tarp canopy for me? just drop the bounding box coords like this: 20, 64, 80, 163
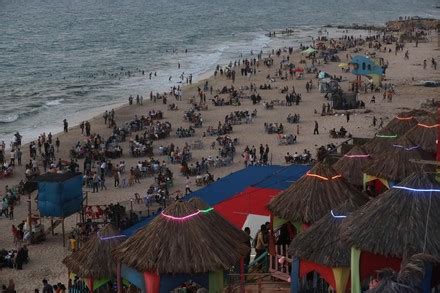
122, 165, 310, 237
184, 165, 310, 206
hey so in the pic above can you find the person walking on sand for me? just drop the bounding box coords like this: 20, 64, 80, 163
346, 111, 350, 123
55, 138, 60, 152
313, 121, 319, 135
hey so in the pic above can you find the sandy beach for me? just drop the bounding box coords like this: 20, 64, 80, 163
1, 26, 440, 291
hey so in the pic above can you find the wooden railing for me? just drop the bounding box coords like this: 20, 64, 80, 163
269, 245, 292, 282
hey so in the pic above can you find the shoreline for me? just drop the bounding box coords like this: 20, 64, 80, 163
0, 25, 379, 146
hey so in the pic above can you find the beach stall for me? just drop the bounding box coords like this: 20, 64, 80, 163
406, 115, 438, 155
267, 162, 365, 282
288, 195, 368, 293
363, 135, 427, 195
113, 200, 249, 293
333, 145, 372, 188
62, 224, 126, 292
342, 172, 440, 293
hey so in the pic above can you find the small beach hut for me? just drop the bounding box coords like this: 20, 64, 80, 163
333, 146, 372, 188
406, 115, 438, 155
113, 200, 249, 293
188, 197, 249, 243
63, 224, 126, 291
342, 172, 440, 292
363, 135, 426, 194
288, 193, 368, 293
382, 113, 418, 136
362, 127, 398, 156
268, 161, 365, 225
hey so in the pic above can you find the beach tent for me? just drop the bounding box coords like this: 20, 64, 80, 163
333, 145, 372, 188
318, 71, 331, 80
301, 47, 317, 55
113, 200, 249, 293
342, 172, 440, 292
363, 135, 428, 193
63, 224, 126, 291
288, 194, 368, 293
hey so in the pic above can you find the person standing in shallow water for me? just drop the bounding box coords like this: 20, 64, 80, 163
63, 119, 68, 133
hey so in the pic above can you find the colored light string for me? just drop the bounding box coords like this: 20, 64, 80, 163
392, 186, 440, 192
417, 123, 440, 129
376, 134, 397, 138
344, 154, 370, 158
392, 144, 419, 151
306, 172, 342, 181
97, 232, 127, 241
331, 210, 347, 218
161, 207, 214, 221
395, 116, 414, 120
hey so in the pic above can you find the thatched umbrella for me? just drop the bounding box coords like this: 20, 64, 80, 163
268, 161, 365, 224
113, 200, 249, 275
287, 194, 368, 293
333, 145, 372, 187
384, 113, 418, 136
363, 127, 398, 155
363, 135, 425, 184
188, 197, 249, 243
63, 224, 125, 289
406, 116, 438, 154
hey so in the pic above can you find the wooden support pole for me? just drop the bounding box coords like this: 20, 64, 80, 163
240, 257, 245, 293
62, 218, 66, 247
116, 262, 122, 293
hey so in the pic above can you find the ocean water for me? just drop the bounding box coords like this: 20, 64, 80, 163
0, 0, 438, 143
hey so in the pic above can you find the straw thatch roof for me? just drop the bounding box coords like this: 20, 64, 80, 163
363, 127, 398, 155
342, 172, 440, 259
384, 113, 418, 136
406, 116, 438, 154
188, 198, 249, 243
333, 145, 372, 187
363, 135, 426, 182
367, 254, 440, 293
288, 193, 369, 267
113, 200, 249, 274
63, 224, 125, 279
268, 161, 365, 224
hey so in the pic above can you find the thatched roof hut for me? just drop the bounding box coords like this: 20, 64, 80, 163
113, 200, 249, 274
363, 127, 398, 155
333, 145, 372, 187
342, 172, 440, 259
188, 198, 249, 243
288, 193, 369, 268
63, 224, 125, 279
268, 161, 365, 224
406, 116, 438, 154
384, 113, 418, 136
363, 135, 425, 183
